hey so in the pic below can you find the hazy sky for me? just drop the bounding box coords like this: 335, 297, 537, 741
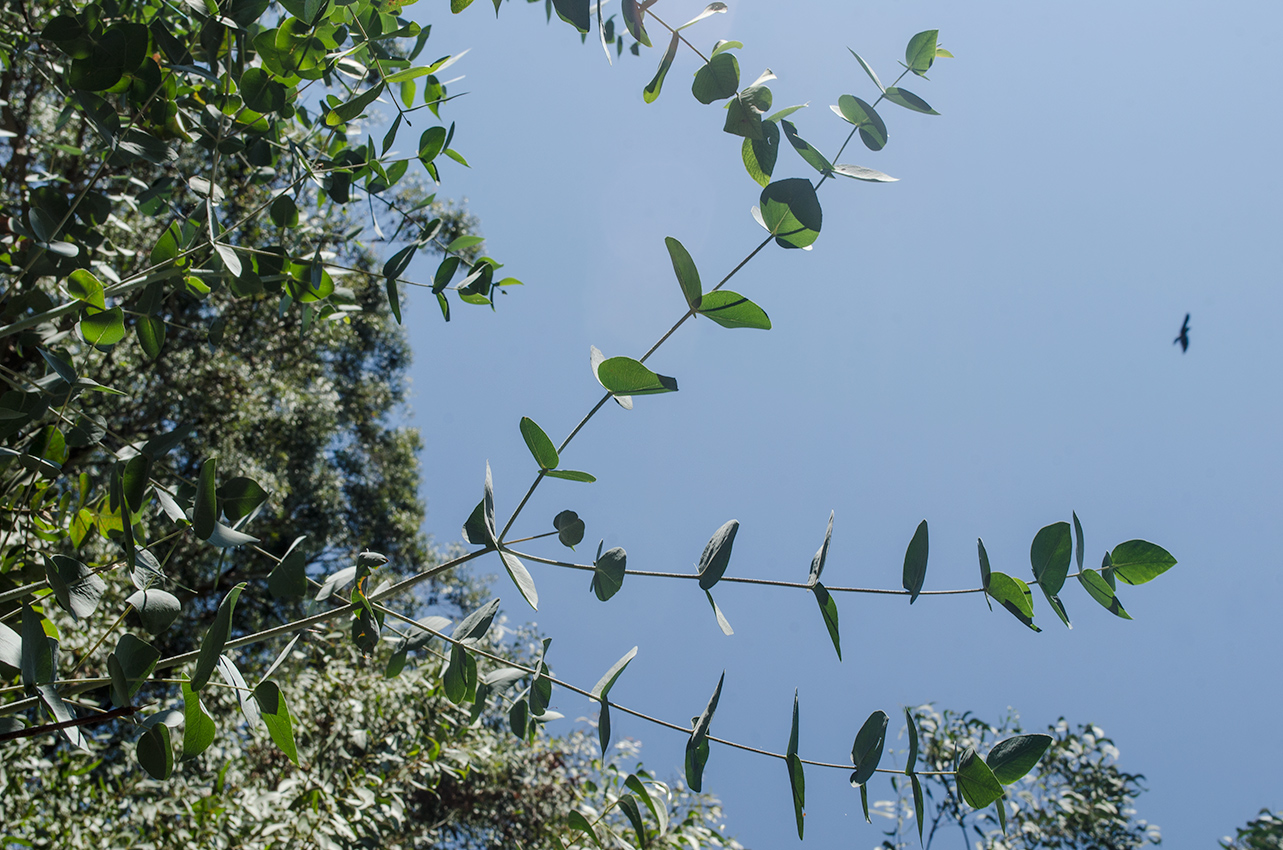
396, 1, 1283, 845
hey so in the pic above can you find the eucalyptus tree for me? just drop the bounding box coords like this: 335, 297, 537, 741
0, 0, 1182, 843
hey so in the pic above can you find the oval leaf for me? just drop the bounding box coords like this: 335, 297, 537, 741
665, 236, 702, 309
596, 356, 678, 396
697, 519, 739, 590
759, 178, 822, 249
957, 747, 1005, 808
1109, 540, 1176, 585
696, 291, 771, 329
986, 733, 1053, 785
1030, 521, 1072, 595
519, 416, 560, 470
850, 709, 888, 786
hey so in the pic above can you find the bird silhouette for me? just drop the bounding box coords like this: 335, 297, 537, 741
1174, 313, 1190, 353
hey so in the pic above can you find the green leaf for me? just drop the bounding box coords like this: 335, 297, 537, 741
218, 477, 267, 523
833, 94, 888, 152
135, 315, 165, 359
1030, 521, 1072, 595
67, 269, 106, 309
643, 32, 680, 103
592, 645, 637, 701
1078, 568, 1131, 619
149, 220, 184, 267
759, 178, 822, 249
191, 583, 245, 691
626, 773, 669, 837
911, 773, 925, 843
253, 680, 299, 765
1073, 511, 1085, 571
780, 120, 832, 174
45, 555, 105, 620
692, 51, 739, 104
741, 120, 780, 186
500, 550, 538, 610
192, 457, 218, 540
592, 546, 627, 601
181, 676, 216, 760
831, 164, 898, 182
685, 672, 724, 792
696, 519, 739, 590
883, 86, 940, 115
519, 417, 560, 469
125, 588, 181, 633
957, 747, 1006, 808
723, 78, 773, 140
811, 583, 841, 660
596, 356, 678, 395
110, 634, 159, 706
545, 469, 597, 482
1109, 540, 1176, 585
80, 307, 126, 346
20, 604, 54, 688
621, 0, 651, 47
705, 589, 734, 635
987, 733, 1052, 784
847, 48, 885, 93
608, 794, 643, 849
385, 274, 403, 324
567, 810, 601, 847
786, 692, 805, 839
808, 512, 834, 585
905, 706, 919, 774
552, 0, 590, 32
1041, 587, 1071, 628
676, 2, 727, 30
850, 709, 888, 786
905, 30, 939, 76
453, 597, 501, 644
268, 546, 308, 599
977, 538, 992, 592
137, 722, 174, 780
510, 697, 530, 740
553, 509, 584, 548
902, 519, 929, 603
696, 291, 771, 329
665, 236, 702, 309
987, 571, 1040, 631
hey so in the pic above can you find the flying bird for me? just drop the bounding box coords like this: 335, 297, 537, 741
1174, 313, 1190, 353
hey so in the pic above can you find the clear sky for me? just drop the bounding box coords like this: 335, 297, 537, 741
397, 0, 1283, 845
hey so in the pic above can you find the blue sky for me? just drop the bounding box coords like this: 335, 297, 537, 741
396, 0, 1283, 845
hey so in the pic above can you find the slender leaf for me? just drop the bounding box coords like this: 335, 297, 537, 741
1078, 568, 1132, 619
705, 589, 734, 635
253, 680, 299, 764
665, 236, 702, 309
811, 582, 841, 660
190, 583, 245, 691
883, 86, 940, 115
848, 48, 885, 93
500, 549, 538, 610
181, 676, 216, 759
786, 690, 805, 838
902, 520, 928, 603
643, 32, 680, 103
808, 511, 834, 585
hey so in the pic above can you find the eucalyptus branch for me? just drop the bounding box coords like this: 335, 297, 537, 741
504, 548, 984, 596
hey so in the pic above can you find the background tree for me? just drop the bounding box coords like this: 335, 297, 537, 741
874, 707, 1161, 850
1222, 811, 1283, 850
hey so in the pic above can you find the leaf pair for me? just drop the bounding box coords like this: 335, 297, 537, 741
665, 237, 771, 329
